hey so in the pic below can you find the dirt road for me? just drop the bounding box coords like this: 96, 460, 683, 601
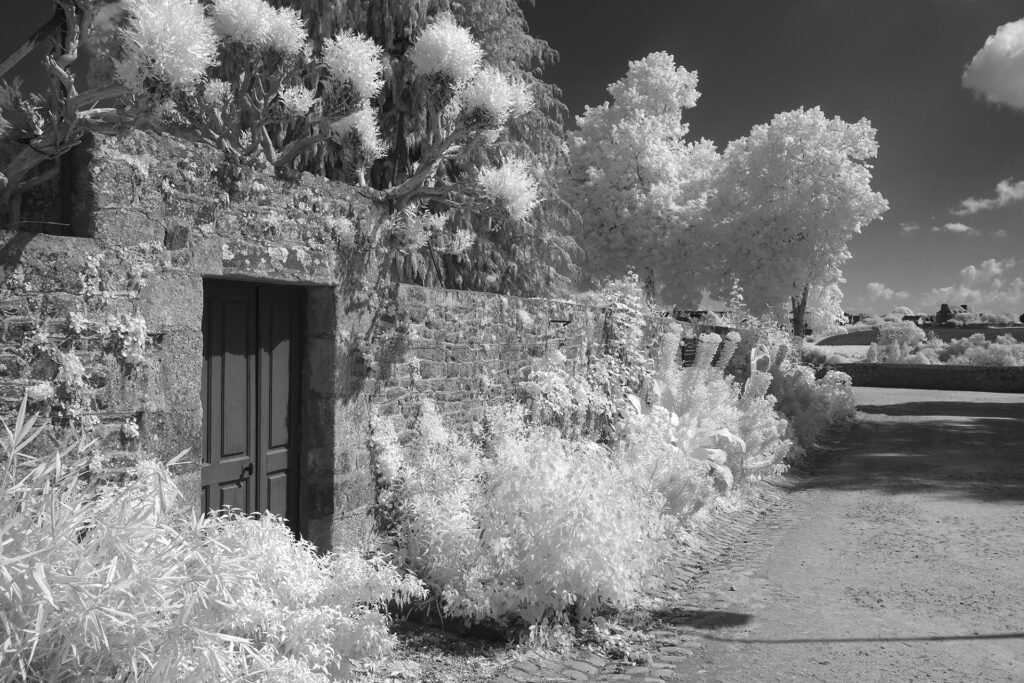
677, 387, 1024, 682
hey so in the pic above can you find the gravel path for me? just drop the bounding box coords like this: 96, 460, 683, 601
496, 386, 1024, 682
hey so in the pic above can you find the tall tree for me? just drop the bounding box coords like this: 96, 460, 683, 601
563, 51, 719, 302
707, 107, 889, 333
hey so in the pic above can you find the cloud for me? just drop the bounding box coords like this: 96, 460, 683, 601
961, 257, 1014, 287
953, 178, 1024, 215
866, 282, 908, 300
963, 19, 1024, 110
898, 222, 920, 235
866, 282, 893, 299
923, 257, 1024, 314
931, 222, 979, 236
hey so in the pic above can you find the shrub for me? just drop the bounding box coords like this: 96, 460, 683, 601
907, 332, 1024, 366
372, 402, 665, 627
770, 363, 855, 450
1, 401, 424, 681
870, 320, 926, 362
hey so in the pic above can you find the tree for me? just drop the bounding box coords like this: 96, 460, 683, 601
705, 107, 889, 334
563, 51, 719, 302
1, 0, 575, 296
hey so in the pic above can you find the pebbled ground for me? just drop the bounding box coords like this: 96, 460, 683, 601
493, 386, 1024, 683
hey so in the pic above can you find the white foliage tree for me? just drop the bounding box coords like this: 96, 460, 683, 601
706, 107, 889, 333
564, 52, 720, 301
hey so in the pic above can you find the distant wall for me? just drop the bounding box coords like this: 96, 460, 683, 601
820, 326, 1024, 346
836, 362, 1024, 393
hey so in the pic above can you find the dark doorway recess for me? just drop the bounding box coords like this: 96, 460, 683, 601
201, 280, 304, 533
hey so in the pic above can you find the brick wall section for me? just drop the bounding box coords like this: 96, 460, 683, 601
836, 362, 1024, 393
374, 285, 607, 428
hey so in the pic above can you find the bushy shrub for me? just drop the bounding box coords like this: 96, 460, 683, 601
1, 401, 424, 681
869, 320, 926, 362
770, 363, 855, 450
615, 326, 794, 516
372, 402, 665, 627
903, 332, 1024, 366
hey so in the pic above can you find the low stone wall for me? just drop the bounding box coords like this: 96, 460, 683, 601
835, 362, 1024, 393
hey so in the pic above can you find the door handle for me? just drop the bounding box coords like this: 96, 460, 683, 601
239, 462, 253, 483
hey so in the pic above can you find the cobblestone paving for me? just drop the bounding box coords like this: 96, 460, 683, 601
492, 476, 803, 683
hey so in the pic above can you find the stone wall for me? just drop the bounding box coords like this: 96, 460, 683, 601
374, 285, 606, 426
1, 130, 690, 553
2, 130, 377, 551
835, 362, 1024, 393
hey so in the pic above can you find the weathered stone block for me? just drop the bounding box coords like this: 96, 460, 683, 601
140, 271, 203, 332
140, 408, 203, 462
154, 331, 203, 408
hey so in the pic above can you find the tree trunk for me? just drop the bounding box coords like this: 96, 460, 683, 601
790, 282, 810, 336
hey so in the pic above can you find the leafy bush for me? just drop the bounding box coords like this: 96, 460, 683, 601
867, 320, 926, 362
1, 402, 424, 681
915, 332, 1024, 366
872, 332, 1024, 366
372, 402, 665, 627
770, 363, 855, 450
610, 323, 798, 525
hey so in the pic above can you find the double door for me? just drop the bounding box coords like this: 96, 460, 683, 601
200, 280, 303, 532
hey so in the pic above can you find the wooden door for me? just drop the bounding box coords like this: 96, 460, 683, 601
201, 281, 303, 532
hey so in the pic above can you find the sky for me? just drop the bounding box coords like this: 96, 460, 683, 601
521, 0, 1024, 315
4, 1, 1024, 315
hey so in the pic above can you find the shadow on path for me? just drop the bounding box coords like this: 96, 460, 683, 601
648, 609, 752, 630
858, 400, 1024, 419
794, 398, 1024, 502
700, 632, 1024, 645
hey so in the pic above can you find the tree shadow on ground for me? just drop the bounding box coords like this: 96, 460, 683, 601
649, 608, 752, 630
858, 400, 1024, 419
699, 631, 1024, 644
796, 405, 1024, 502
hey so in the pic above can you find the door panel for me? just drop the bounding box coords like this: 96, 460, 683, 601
201, 281, 302, 532
201, 282, 258, 516
258, 287, 302, 525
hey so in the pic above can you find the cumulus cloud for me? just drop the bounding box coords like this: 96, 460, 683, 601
963, 19, 1024, 110
866, 282, 892, 299
961, 257, 1014, 287
867, 282, 909, 300
932, 222, 979, 236
953, 178, 1024, 215
899, 222, 920, 235
923, 257, 1024, 314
